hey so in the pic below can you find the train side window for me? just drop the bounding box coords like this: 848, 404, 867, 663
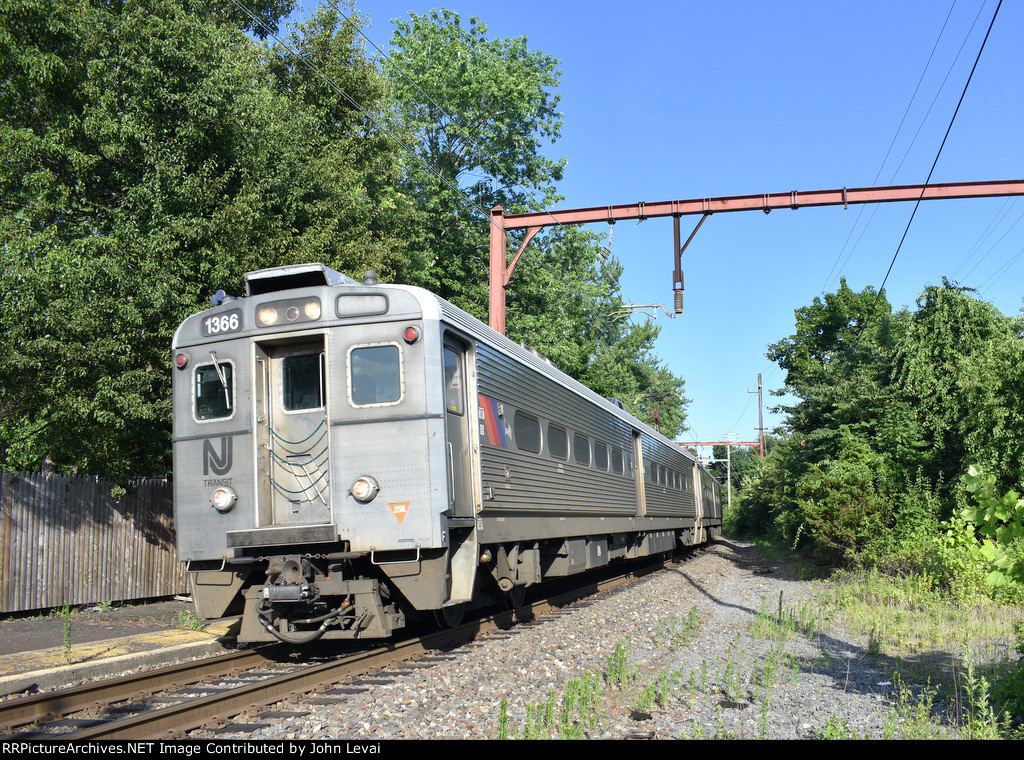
611, 447, 624, 475
443, 347, 464, 415
573, 434, 590, 466
349, 343, 403, 406
548, 424, 568, 460
282, 353, 324, 410
194, 363, 233, 420
594, 442, 608, 471
513, 412, 541, 453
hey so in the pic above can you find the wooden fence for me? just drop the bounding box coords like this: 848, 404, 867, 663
0, 472, 188, 614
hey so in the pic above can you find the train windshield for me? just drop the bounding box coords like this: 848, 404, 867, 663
194, 363, 233, 419
349, 344, 402, 406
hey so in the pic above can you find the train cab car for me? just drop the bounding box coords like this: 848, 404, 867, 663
172, 263, 722, 643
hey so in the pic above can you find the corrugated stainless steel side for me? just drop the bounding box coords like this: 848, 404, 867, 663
434, 297, 685, 449
641, 434, 698, 518
431, 293, 708, 524
0, 473, 186, 614
475, 341, 638, 516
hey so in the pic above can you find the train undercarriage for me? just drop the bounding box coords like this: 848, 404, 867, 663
187, 525, 719, 644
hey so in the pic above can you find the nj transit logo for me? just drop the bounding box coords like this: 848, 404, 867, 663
203, 437, 233, 476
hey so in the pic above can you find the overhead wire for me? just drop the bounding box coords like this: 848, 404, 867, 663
868, 0, 1003, 314
961, 207, 1024, 283
758, 1, 1002, 443
819, 0, 959, 294
950, 196, 1018, 278
978, 244, 1024, 296
821, 0, 997, 294
763, 0, 964, 439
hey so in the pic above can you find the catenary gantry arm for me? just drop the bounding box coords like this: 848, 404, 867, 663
488, 179, 1024, 334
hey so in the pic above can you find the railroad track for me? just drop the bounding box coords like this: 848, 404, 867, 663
1, 553, 683, 740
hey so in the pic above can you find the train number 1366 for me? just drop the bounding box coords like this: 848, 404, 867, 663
201, 310, 242, 336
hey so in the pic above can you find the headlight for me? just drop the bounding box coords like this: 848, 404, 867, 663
211, 486, 237, 512
256, 298, 320, 327
350, 476, 379, 503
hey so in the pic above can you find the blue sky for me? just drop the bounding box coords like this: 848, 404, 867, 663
292, 0, 1024, 447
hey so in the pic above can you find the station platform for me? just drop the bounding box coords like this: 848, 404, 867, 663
0, 599, 239, 697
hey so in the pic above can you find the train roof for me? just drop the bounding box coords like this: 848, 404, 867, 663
187, 263, 697, 465
397, 282, 696, 464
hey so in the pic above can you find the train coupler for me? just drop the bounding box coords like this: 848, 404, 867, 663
240, 579, 404, 643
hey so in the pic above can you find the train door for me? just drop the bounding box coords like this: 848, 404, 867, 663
256, 338, 331, 526
693, 462, 705, 542
443, 336, 474, 519
633, 430, 647, 517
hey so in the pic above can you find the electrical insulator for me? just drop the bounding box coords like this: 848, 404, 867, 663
674, 290, 683, 315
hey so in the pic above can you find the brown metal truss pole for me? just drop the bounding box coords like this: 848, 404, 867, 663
488, 179, 1024, 333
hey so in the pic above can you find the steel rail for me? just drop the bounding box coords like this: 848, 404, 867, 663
68, 637, 452, 740
0, 646, 281, 731
3, 551, 681, 740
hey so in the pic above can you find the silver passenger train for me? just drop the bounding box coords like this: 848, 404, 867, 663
172, 263, 722, 643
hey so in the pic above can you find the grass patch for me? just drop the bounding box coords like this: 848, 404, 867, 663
822, 569, 1019, 680
820, 567, 1024, 737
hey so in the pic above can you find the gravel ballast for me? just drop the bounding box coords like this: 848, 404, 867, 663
192, 537, 904, 740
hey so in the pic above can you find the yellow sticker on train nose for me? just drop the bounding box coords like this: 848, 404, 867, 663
389, 502, 410, 523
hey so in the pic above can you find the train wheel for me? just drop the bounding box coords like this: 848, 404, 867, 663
434, 602, 466, 628
504, 585, 526, 609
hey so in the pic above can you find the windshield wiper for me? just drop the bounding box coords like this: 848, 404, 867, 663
209, 351, 232, 411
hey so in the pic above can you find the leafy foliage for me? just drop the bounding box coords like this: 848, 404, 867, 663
1, 1, 692, 479
0, 0, 410, 477
962, 465, 1024, 587
733, 278, 1024, 590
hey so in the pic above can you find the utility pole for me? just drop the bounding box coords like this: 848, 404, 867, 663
748, 373, 765, 458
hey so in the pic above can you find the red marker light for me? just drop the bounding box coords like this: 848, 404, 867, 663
403, 326, 420, 344
174, 353, 190, 369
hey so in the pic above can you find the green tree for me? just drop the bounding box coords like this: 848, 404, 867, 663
966, 322, 1024, 492
735, 277, 1024, 573
0, 0, 406, 478
745, 280, 909, 550
766, 279, 911, 464
385, 7, 565, 311
384, 7, 688, 435
893, 281, 1021, 510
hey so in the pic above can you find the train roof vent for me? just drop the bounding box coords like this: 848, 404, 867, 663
243, 263, 358, 296
519, 342, 556, 368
